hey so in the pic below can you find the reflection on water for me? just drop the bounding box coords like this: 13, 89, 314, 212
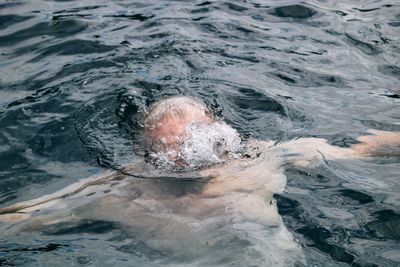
0, 0, 399, 266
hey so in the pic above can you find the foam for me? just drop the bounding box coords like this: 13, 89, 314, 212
149, 121, 242, 170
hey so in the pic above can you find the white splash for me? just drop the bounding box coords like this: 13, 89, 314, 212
148, 120, 242, 170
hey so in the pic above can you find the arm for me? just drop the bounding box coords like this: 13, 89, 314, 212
349, 129, 400, 157
0, 170, 120, 224
277, 129, 400, 168
0, 156, 157, 223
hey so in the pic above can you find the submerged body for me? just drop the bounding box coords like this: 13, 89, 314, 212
1, 96, 399, 266
0, 142, 303, 266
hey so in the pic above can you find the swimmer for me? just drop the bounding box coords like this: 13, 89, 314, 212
1, 96, 399, 266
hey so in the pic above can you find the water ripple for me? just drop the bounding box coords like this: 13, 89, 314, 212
0, 0, 399, 266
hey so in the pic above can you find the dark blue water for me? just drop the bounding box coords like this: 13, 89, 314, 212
0, 0, 399, 266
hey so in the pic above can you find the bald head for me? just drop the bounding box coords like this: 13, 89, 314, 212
144, 97, 214, 161
143, 96, 241, 168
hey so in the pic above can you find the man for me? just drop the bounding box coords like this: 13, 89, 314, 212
0, 96, 398, 266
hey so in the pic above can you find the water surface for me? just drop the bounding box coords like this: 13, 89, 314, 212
0, 0, 399, 266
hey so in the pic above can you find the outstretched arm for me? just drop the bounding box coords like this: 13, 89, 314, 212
0, 158, 206, 225
277, 129, 400, 168
0, 170, 120, 224
349, 129, 400, 157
